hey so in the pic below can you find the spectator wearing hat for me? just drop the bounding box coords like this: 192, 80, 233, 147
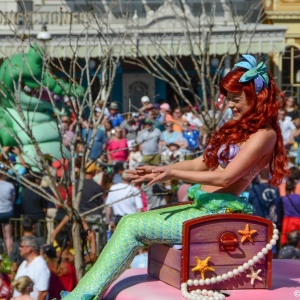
159, 103, 172, 123
139, 96, 153, 119
278, 108, 296, 152
136, 119, 161, 166
127, 143, 143, 170
161, 143, 185, 165
108, 102, 124, 128
76, 162, 104, 224
278, 230, 300, 259
81, 121, 107, 160
105, 171, 143, 226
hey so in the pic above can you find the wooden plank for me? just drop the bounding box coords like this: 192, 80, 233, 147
187, 264, 267, 290
148, 259, 181, 289
148, 244, 181, 271
189, 220, 268, 243
188, 241, 267, 266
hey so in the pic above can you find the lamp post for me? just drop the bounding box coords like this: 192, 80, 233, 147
37, 23, 52, 62
37, 23, 52, 41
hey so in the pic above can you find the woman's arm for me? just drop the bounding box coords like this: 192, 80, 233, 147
149, 129, 277, 187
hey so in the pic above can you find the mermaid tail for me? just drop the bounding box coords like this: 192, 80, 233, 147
62, 185, 252, 300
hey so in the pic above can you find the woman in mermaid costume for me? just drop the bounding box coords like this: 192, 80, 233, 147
63, 55, 288, 299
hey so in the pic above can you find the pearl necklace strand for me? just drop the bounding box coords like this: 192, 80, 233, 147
181, 224, 279, 300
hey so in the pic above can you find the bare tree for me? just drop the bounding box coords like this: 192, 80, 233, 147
122, 0, 272, 133
0, 0, 128, 279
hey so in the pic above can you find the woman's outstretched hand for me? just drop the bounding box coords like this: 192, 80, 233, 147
147, 167, 173, 186
126, 167, 158, 183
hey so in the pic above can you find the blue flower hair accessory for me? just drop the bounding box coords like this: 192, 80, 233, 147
234, 54, 269, 94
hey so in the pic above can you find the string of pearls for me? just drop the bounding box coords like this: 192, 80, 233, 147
181, 224, 279, 300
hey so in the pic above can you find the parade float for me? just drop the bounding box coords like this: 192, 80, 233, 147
104, 212, 300, 300
0, 44, 84, 170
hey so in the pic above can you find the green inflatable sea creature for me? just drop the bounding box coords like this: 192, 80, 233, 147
0, 44, 85, 169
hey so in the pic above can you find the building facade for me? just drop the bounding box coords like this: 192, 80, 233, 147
265, 0, 300, 100
0, 0, 287, 111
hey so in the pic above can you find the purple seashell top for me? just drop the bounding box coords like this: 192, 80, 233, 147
217, 144, 241, 168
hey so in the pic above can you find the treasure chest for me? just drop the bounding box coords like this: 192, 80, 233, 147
148, 214, 276, 291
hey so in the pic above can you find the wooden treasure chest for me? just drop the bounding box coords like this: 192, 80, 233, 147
148, 214, 275, 291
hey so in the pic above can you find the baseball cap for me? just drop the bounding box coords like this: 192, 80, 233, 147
141, 96, 150, 103
109, 102, 119, 110
144, 119, 153, 125
160, 103, 170, 111
85, 162, 100, 173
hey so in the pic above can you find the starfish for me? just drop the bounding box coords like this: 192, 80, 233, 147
191, 256, 215, 280
238, 224, 257, 243
246, 267, 263, 285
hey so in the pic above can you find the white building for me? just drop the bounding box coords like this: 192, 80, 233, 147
0, 0, 287, 110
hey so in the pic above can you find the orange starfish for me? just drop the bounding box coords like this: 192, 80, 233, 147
191, 256, 215, 280
238, 224, 257, 243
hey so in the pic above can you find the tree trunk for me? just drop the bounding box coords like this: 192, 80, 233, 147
72, 220, 85, 280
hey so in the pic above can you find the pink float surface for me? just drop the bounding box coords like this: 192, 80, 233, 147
104, 259, 300, 300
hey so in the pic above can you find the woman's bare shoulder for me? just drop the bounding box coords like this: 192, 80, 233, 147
246, 127, 277, 150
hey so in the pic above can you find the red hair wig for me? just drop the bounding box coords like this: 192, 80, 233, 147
203, 67, 288, 185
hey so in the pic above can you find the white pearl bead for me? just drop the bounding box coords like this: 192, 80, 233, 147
216, 275, 223, 282
208, 297, 214, 300
274, 229, 279, 234
266, 243, 273, 250
207, 290, 214, 297
191, 290, 196, 294
270, 239, 277, 245
222, 274, 228, 280
272, 234, 279, 240
227, 271, 234, 278
248, 259, 255, 266
199, 279, 205, 286
262, 247, 268, 254
233, 269, 239, 275
196, 289, 201, 294
201, 289, 208, 296
205, 278, 211, 285
193, 279, 199, 286
253, 255, 259, 262
210, 277, 217, 284
203, 297, 209, 300
187, 279, 193, 286
181, 283, 188, 288
213, 292, 219, 297
243, 263, 250, 269
238, 266, 244, 273
257, 252, 264, 258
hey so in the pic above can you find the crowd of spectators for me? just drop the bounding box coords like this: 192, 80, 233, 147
0, 95, 299, 299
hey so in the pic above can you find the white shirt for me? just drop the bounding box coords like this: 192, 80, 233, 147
14, 256, 50, 299
183, 112, 203, 128
279, 116, 296, 145
105, 183, 143, 216
128, 151, 143, 170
